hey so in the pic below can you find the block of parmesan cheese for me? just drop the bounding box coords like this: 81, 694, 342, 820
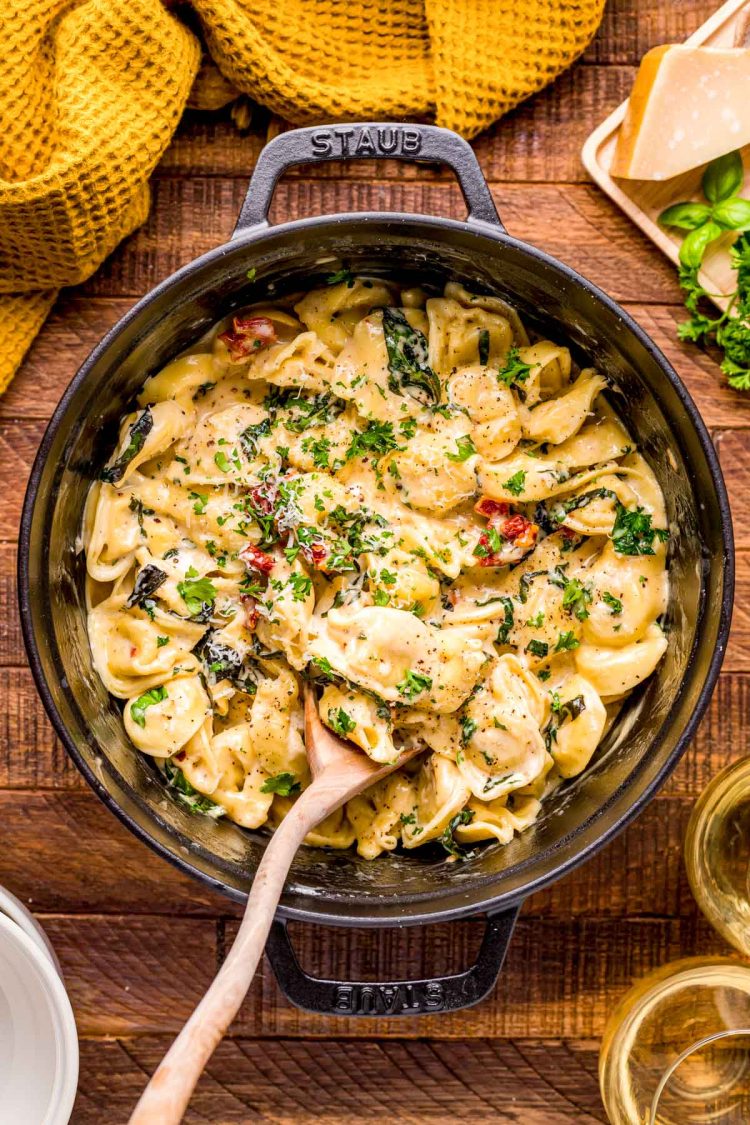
612, 45, 750, 181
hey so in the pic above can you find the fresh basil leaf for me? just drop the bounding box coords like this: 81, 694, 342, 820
712, 197, 750, 232
382, 308, 441, 404
679, 221, 723, 270
658, 201, 712, 230
702, 150, 743, 204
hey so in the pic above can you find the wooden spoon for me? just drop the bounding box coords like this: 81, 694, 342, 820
129, 685, 421, 1124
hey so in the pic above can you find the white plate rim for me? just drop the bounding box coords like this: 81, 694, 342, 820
0, 913, 78, 1125
0, 885, 61, 973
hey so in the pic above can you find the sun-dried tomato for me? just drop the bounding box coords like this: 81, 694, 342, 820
218, 315, 277, 361
474, 497, 509, 522
249, 482, 276, 515
501, 514, 531, 541
240, 594, 259, 629
239, 543, 275, 575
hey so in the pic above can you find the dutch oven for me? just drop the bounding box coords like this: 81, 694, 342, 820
19, 123, 733, 1017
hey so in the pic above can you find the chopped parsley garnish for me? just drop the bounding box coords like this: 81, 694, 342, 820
325, 268, 355, 286
603, 591, 623, 615
562, 578, 592, 621
280, 392, 344, 433
474, 526, 503, 558
260, 772, 301, 796
309, 655, 333, 679
346, 420, 400, 461
214, 451, 232, 473
526, 639, 549, 658
373, 588, 390, 606
497, 346, 532, 389
288, 573, 313, 602
446, 435, 477, 463
612, 503, 669, 556
301, 435, 332, 469
328, 708, 357, 737
130, 685, 167, 728
177, 572, 217, 617
190, 490, 209, 515
396, 669, 433, 700
157, 635, 169, 647
554, 630, 580, 652
503, 470, 526, 496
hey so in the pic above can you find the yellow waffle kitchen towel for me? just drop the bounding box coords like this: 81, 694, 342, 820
0, 0, 605, 392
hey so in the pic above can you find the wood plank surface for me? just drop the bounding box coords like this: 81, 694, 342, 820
3, 2, 746, 1121
73, 1037, 606, 1123
76, 179, 681, 305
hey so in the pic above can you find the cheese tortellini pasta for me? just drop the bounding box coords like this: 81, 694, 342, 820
84, 275, 669, 860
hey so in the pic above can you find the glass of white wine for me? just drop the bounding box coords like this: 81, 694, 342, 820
599, 957, 750, 1124
684, 757, 750, 956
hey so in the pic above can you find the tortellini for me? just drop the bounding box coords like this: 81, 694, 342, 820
85, 276, 669, 860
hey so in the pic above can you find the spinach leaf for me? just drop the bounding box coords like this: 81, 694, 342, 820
382, 308, 441, 404
163, 760, 226, 818
495, 596, 515, 645
544, 694, 586, 750
130, 685, 167, 728
193, 629, 261, 693
126, 564, 166, 609
438, 809, 476, 860
101, 408, 153, 484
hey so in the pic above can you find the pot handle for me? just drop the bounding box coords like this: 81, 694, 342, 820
264, 905, 520, 1016
233, 122, 503, 235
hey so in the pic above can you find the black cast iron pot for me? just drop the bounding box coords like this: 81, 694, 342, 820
20, 123, 733, 1018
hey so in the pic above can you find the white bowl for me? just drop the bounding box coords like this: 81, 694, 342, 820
0, 886, 61, 973
0, 913, 78, 1124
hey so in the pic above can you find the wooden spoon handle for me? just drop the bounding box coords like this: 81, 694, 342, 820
128, 785, 327, 1124
734, 4, 750, 48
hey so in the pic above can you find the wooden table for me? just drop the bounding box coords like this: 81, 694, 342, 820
5, 1, 750, 1120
